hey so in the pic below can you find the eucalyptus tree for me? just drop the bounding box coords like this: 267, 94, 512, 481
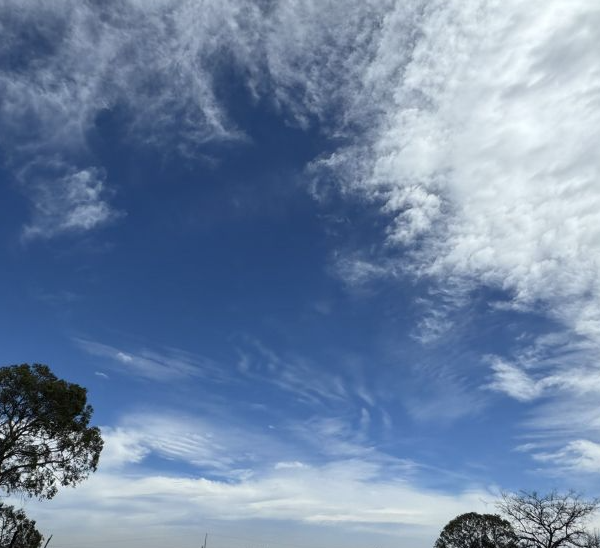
0, 363, 103, 499
0, 363, 104, 547
0, 504, 42, 548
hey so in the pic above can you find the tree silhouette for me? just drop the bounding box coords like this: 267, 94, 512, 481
498, 491, 599, 548
0, 364, 103, 500
435, 512, 518, 548
0, 504, 42, 548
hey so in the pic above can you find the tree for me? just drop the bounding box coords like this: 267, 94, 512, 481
0, 364, 103, 499
0, 504, 42, 548
497, 491, 600, 548
583, 530, 600, 548
435, 512, 519, 548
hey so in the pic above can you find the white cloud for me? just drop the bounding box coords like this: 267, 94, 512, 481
6, 0, 600, 336
288, 0, 600, 328
486, 333, 600, 404
99, 412, 259, 473
376, 1, 600, 334
311, 0, 600, 335
75, 338, 224, 382
0, 0, 429, 240
29, 465, 491, 545
1, 0, 260, 238
98, 409, 417, 483
116, 351, 134, 364
4, 0, 600, 472
21, 166, 122, 240
100, 425, 151, 468
274, 461, 308, 470
487, 358, 544, 402
332, 256, 395, 287
262, 0, 395, 129
236, 338, 353, 407
25, 410, 494, 548
0, 0, 253, 150
295, 0, 600, 464
531, 439, 600, 473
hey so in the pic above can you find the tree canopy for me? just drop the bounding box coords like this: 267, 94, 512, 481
0, 504, 42, 548
497, 491, 599, 548
0, 363, 103, 499
435, 512, 519, 548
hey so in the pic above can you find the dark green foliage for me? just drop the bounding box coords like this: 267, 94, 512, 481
435, 512, 519, 548
0, 504, 42, 548
0, 364, 103, 499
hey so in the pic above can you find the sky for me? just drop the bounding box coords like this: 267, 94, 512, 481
1, 1, 600, 547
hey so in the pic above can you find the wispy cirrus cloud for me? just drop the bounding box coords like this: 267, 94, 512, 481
6, 0, 600, 335
75, 338, 224, 382
530, 440, 600, 474
487, 359, 544, 403
76, 336, 390, 439
99, 411, 291, 477
0, 0, 429, 242
20, 164, 123, 240
486, 333, 600, 473
4, 0, 600, 476
0, 0, 259, 239
309, 0, 600, 333
237, 339, 350, 407
298, 0, 600, 468
27, 409, 494, 547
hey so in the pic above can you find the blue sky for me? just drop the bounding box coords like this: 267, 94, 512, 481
2, 1, 600, 547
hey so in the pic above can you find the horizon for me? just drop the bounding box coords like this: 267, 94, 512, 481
2, 1, 600, 547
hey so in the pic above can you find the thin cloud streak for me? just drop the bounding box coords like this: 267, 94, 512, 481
75, 338, 224, 382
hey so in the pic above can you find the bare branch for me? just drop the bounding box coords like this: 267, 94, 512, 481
498, 491, 599, 548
